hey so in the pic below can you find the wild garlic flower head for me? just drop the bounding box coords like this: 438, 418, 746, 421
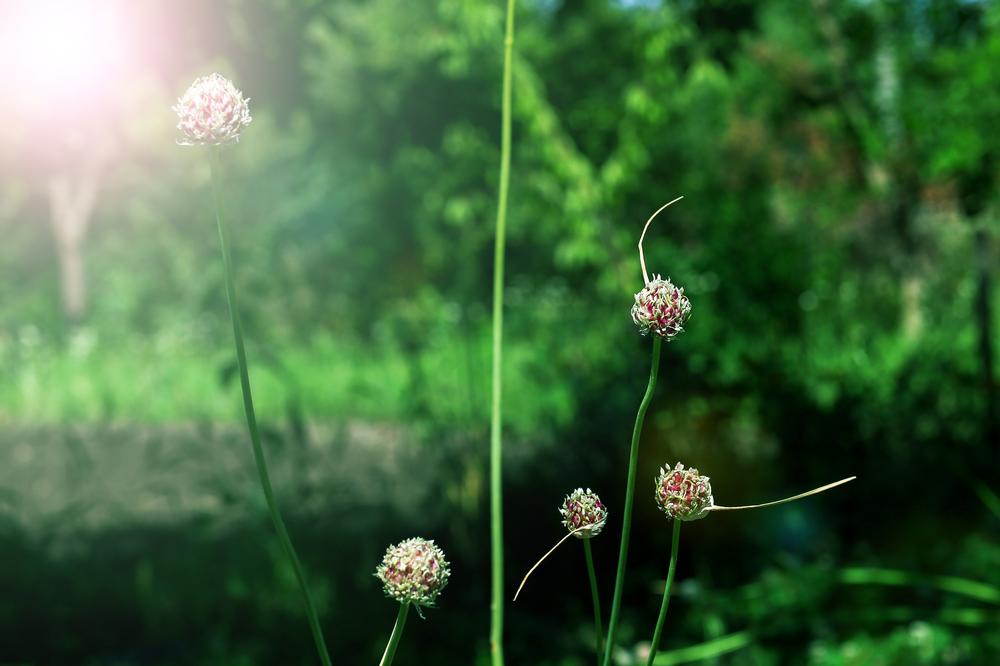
375, 537, 451, 607
560, 488, 608, 538
631, 275, 691, 340
173, 73, 252, 146
655, 462, 713, 521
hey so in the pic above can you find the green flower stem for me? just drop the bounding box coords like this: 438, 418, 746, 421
379, 603, 411, 666
603, 336, 663, 666
490, 1, 516, 664
209, 150, 332, 666
646, 519, 681, 666
583, 538, 604, 665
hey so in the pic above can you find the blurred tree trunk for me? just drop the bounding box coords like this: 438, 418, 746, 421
973, 226, 997, 449
956, 149, 998, 451
47, 172, 99, 323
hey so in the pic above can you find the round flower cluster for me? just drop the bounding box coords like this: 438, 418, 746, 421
654, 462, 713, 521
631, 275, 691, 340
560, 488, 608, 538
375, 537, 451, 607
173, 73, 252, 146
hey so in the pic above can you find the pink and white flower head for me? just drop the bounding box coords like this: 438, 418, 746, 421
559, 488, 608, 538
631, 275, 691, 340
375, 537, 451, 608
173, 73, 252, 146
655, 462, 714, 521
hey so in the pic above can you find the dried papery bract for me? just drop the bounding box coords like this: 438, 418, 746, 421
637, 196, 684, 286
173, 72, 252, 146
707, 475, 857, 513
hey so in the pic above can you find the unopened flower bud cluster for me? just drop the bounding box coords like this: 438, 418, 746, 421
375, 537, 451, 607
655, 462, 713, 521
631, 275, 691, 340
174, 73, 252, 146
560, 488, 608, 538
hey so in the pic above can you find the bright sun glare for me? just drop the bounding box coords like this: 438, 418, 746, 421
1, 0, 126, 116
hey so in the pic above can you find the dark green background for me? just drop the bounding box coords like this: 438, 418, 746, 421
0, 0, 998, 664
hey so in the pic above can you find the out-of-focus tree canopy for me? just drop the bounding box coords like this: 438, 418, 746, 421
0, 0, 997, 664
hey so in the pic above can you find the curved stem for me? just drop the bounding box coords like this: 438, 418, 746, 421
209, 150, 332, 666
603, 337, 662, 666
379, 603, 410, 666
490, 1, 516, 664
646, 520, 681, 666
583, 538, 604, 665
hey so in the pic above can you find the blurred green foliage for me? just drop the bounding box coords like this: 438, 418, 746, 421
0, 0, 999, 664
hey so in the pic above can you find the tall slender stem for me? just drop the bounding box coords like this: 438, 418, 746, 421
379, 603, 411, 666
583, 538, 604, 665
646, 520, 681, 666
603, 337, 662, 666
209, 150, 332, 666
490, 1, 516, 664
